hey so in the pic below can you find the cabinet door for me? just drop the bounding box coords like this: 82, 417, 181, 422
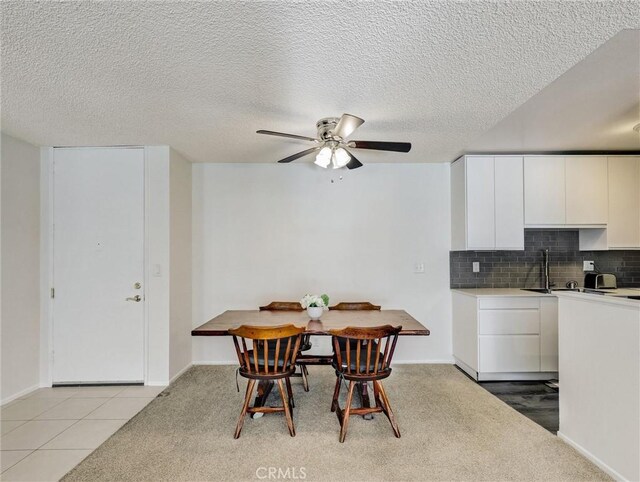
608, 157, 640, 248
566, 156, 608, 224
495, 156, 524, 249
466, 156, 495, 249
479, 335, 540, 372
479, 310, 540, 335
524, 156, 565, 225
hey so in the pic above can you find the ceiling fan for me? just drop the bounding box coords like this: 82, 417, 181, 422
256, 114, 411, 170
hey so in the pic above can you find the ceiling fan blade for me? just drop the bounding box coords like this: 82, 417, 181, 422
333, 114, 365, 139
345, 151, 363, 170
349, 140, 412, 153
257, 130, 317, 142
277, 146, 321, 163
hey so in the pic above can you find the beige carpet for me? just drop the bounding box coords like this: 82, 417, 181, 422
63, 365, 608, 481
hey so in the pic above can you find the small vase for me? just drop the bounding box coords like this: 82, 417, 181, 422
307, 306, 324, 320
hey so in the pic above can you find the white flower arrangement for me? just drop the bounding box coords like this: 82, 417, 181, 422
300, 294, 330, 311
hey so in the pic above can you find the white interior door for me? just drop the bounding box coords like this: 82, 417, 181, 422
52, 147, 145, 383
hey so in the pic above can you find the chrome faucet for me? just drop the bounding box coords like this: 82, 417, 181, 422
542, 249, 555, 293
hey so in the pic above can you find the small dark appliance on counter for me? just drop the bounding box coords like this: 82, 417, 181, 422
584, 273, 617, 290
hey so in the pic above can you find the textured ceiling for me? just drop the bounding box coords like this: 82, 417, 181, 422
1, 1, 639, 163
468, 29, 640, 154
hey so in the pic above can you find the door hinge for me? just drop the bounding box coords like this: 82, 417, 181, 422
51, 287, 55, 299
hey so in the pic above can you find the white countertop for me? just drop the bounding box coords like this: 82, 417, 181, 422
554, 290, 640, 308
452, 287, 640, 306
451, 288, 553, 297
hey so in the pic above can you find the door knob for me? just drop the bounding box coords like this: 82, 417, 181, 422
126, 295, 142, 302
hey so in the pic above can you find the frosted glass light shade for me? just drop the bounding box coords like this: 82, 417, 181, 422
314, 147, 332, 168
332, 147, 350, 169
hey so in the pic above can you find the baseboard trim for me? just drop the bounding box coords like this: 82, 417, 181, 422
557, 431, 629, 481
454, 358, 478, 380
392, 359, 455, 364
168, 363, 192, 385
1, 384, 40, 406
146, 381, 169, 387
192, 361, 238, 366
477, 371, 558, 381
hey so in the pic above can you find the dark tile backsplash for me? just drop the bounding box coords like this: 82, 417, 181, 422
450, 229, 640, 289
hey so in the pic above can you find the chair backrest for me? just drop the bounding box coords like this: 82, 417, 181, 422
229, 324, 304, 376
329, 302, 381, 311
259, 301, 304, 311
330, 325, 401, 377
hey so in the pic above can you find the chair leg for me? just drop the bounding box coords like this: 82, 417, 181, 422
285, 377, 295, 409
373, 379, 381, 407
331, 376, 341, 412
300, 364, 309, 392
234, 379, 256, 439
375, 380, 400, 438
277, 379, 296, 437
339, 381, 356, 443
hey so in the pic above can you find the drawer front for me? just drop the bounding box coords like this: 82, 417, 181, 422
479, 335, 540, 372
479, 310, 540, 335
478, 297, 540, 310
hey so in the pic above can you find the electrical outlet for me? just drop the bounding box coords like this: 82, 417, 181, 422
472, 262, 480, 273
413, 262, 425, 274
583, 260, 595, 271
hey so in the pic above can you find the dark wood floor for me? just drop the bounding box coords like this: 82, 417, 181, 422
478, 381, 559, 434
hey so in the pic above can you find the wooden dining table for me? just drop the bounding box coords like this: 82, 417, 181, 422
191, 309, 430, 417
191, 309, 430, 336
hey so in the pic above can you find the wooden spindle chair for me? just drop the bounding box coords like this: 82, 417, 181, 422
330, 325, 402, 443
259, 301, 312, 391
229, 324, 304, 438
329, 301, 382, 417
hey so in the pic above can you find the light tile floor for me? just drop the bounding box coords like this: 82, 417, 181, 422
0, 385, 165, 481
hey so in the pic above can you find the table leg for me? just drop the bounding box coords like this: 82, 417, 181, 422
251, 380, 273, 419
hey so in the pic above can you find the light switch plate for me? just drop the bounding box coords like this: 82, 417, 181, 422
413, 262, 425, 274
583, 260, 595, 271
472, 262, 480, 273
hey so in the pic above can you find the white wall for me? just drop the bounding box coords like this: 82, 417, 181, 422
144, 146, 171, 385
1, 133, 41, 403
192, 163, 452, 364
169, 149, 192, 380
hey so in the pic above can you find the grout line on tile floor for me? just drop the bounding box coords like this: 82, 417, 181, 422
36, 398, 113, 422
1, 390, 157, 478
0, 449, 35, 474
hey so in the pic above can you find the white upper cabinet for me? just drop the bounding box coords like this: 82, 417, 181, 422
451, 155, 524, 250
495, 157, 524, 249
525, 156, 608, 226
453, 154, 634, 251
524, 156, 566, 225
466, 156, 495, 249
565, 156, 608, 225
607, 156, 640, 248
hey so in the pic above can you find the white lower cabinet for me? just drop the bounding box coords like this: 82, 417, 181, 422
479, 336, 540, 373
452, 292, 558, 381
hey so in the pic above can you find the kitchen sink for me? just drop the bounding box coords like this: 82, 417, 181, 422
520, 288, 603, 294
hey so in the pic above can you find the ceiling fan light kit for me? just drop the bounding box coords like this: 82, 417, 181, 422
257, 113, 411, 170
